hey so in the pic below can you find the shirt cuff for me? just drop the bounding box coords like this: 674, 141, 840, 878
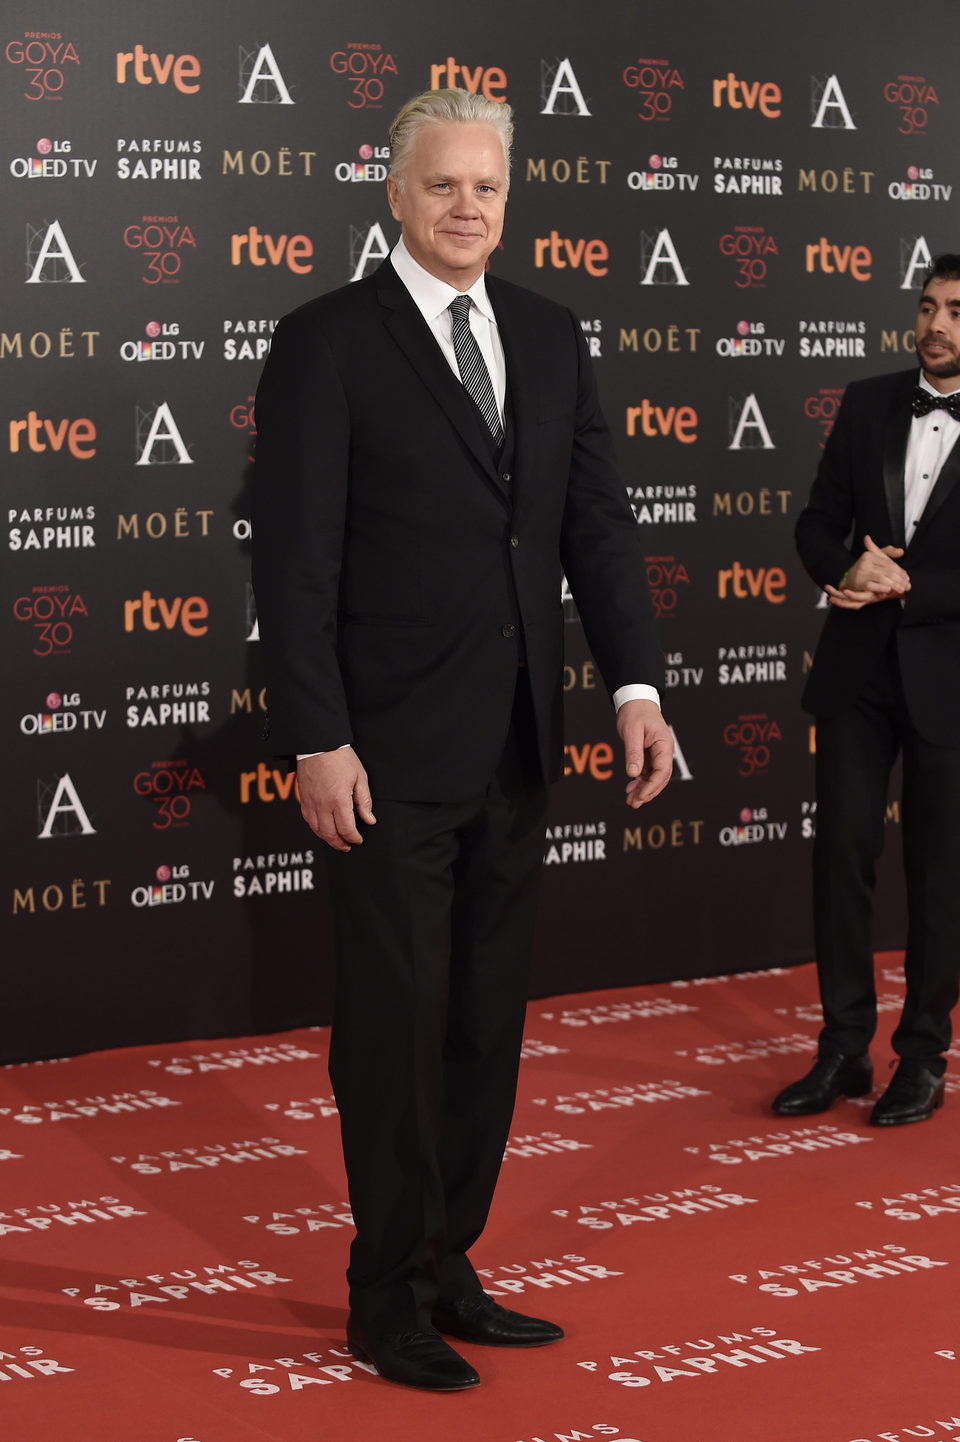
296, 746, 350, 759
612, 683, 661, 711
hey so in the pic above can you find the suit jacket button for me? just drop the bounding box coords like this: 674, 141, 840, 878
510, 535, 519, 548
501, 623, 517, 638
502, 471, 511, 483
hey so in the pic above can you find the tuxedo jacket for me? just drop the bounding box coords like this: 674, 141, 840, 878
797, 367, 960, 746
251, 258, 663, 801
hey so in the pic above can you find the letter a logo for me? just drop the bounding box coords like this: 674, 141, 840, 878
37, 773, 96, 838
25, 220, 85, 284
540, 57, 591, 115
238, 43, 294, 104
640, 229, 689, 286
349, 222, 390, 282
811, 74, 856, 129
670, 726, 694, 781
135, 402, 193, 465
729, 393, 775, 450
900, 235, 932, 290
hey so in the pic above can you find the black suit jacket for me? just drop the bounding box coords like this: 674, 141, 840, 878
797, 367, 960, 746
251, 258, 662, 801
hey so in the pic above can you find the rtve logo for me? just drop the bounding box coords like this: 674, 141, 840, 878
534, 231, 608, 276
429, 57, 507, 101
115, 45, 200, 92
231, 227, 313, 273
626, 400, 697, 443
124, 591, 209, 636
805, 236, 872, 281
9, 411, 95, 458
717, 561, 786, 604
712, 72, 782, 118
563, 741, 614, 780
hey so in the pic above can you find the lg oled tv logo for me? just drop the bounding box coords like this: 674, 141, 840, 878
11, 137, 97, 180
20, 691, 105, 739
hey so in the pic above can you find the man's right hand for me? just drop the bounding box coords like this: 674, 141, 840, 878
297, 749, 376, 852
823, 533, 911, 611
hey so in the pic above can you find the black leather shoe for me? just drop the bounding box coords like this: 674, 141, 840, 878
433, 1293, 563, 1348
771, 1052, 872, 1115
870, 1061, 945, 1127
346, 1321, 479, 1390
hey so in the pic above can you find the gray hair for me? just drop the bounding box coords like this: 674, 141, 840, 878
388, 88, 513, 191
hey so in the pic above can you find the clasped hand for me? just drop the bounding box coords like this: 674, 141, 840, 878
823, 534, 910, 611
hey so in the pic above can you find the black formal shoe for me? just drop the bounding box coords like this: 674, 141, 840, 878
771, 1052, 873, 1115
433, 1293, 564, 1348
869, 1061, 946, 1127
346, 1321, 480, 1390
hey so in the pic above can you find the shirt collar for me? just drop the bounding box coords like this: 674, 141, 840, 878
918, 369, 960, 400
392, 237, 495, 324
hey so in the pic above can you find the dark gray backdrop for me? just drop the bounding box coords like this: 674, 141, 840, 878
4, 0, 953, 1060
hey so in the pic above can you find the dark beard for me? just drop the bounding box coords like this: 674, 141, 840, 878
920, 350, 960, 380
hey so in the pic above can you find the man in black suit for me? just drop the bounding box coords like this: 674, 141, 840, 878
252, 89, 671, 1391
773, 253, 960, 1128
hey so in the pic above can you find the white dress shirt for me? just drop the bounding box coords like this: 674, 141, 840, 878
904, 370, 960, 540
297, 241, 659, 757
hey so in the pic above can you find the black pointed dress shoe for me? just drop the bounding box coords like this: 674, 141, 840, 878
771, 1052, 873, 1115
346, 1321, 480, 1390
433, 1293, 564, 1347
870, 1061, 945, 1127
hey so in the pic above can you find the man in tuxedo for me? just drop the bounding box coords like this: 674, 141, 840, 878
252, 89, 671, 1391
772, 253, 960, 1128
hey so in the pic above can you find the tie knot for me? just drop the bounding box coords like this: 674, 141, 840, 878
450, 295, 472, 322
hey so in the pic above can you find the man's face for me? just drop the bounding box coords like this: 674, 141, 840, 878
387, 121, 507, 289
916, 276, 960, 390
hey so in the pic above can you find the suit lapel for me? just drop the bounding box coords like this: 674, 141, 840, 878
882, 379, 912, 549
374, 260, 505, 497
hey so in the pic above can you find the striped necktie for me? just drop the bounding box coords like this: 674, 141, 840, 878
448, 294, 504, 447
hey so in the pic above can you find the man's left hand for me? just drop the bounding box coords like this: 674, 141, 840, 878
616, 699, 673, 808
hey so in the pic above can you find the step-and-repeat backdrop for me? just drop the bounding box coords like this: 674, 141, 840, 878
3, 0, 953, 1061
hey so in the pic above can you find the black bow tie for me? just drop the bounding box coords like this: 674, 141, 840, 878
912, 387, 960, 422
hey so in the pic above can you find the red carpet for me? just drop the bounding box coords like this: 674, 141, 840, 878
3, 954, 959, 1441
